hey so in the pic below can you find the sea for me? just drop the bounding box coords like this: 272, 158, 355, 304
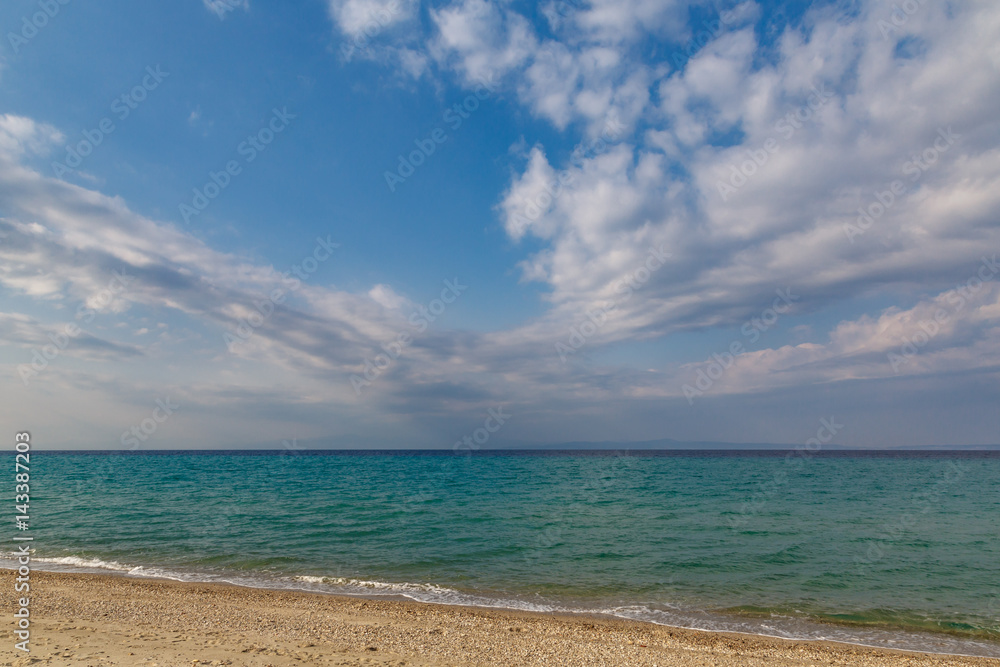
5, 450, 999, 658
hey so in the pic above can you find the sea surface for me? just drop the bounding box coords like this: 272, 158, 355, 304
5, 450, 1000, 657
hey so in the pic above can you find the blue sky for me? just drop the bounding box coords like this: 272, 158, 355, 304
1, 0, 999, 449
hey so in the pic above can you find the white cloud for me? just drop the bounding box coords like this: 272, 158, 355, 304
328, 0, 416, 37
327, 0, 424, 73
368, 283, 409, 310
203, 0, 249, 19
490, 0, 1000, 352
667, 265, 1000, 399
430, 0, 537, 84
0, 114, 62, 159
341, 0, 998, 351
569, 0, 688, 45
0, 115, 408, 386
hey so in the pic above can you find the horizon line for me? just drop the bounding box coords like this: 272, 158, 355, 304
13, 447, 1000, 454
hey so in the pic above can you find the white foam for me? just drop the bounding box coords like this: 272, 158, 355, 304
33, 555, 132, 571
294, 575, 458, 595
0, 553, 191, 583
288, 575, 558, 612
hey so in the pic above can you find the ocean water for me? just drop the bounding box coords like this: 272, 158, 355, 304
6, 450, 1000, 657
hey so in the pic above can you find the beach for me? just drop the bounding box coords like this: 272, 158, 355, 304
2, 571, 997, 667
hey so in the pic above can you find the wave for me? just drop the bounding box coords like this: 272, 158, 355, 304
1, 552, 201, 583
33, 555, 134, 571
288, 575, 561, 612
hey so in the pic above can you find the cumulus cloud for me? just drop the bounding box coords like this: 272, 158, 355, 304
491, 0, 1000, 349
329, 0, 416, 36
327, 0, 424, 71
332, 0, 999, 347
429, 0, 538, 84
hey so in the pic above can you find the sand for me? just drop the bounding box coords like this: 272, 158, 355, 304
2, 571, 998, 666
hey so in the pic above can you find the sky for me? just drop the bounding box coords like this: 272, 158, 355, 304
0, 0, 998, 449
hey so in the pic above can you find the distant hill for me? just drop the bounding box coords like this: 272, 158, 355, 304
489, 439, 1000, 451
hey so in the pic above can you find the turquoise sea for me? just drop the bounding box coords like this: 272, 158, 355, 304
7, 450, 1000, 657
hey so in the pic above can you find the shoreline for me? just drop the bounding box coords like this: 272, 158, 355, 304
9, 561, 1000, 658
3, 570, 999, 666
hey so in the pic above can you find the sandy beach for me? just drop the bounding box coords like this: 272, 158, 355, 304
1, 571, 997, 666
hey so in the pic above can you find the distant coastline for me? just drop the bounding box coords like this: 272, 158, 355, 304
21, 444, 1000, 452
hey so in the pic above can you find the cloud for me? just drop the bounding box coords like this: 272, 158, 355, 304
0, 112, 557, 444
0, 115, 408, 384
333, 0, 999, 349
321, 0, 1000, 441
488, 0, 1000, 351
429, 0, 538, 84
0, 114, 62, 159
203, 0, 249, 19
0, 312, 144, 361
368, 284, 410, 310
328, 0, 416, 37
669, 266, 1000, 400
327, 0, 425, 73
568, 0, 688, 45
